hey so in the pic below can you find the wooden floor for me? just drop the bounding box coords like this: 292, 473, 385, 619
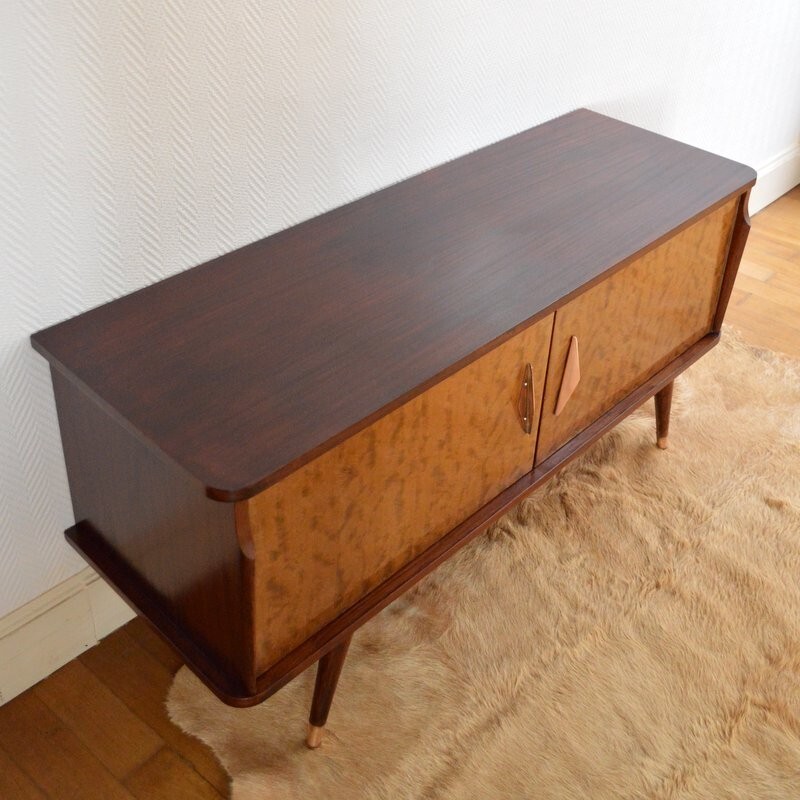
727, 186, 800, 357
0, 618, 229, 799
1, 187, 798, 800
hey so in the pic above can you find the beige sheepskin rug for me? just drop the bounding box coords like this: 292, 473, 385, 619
168, 330, 800, 799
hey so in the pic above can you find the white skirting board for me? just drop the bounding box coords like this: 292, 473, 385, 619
0, 146, 798, 709
749, 143, 800, 215
0, 567, 135, 705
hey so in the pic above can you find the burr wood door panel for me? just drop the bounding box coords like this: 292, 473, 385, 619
535, 196, 739, 464
240, 314, 554, 674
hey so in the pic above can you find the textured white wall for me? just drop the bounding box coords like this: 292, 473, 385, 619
1, 0, 799, 618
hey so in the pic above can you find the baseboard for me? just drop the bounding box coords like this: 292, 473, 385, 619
0, 568, 135, 705
750, 143, 800, 215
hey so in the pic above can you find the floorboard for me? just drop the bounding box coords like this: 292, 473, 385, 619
727, 186, 800, 357
33, 659, 163, 781
0, 692, 137, 800
79, 628, 230, 796
124, 748, 224, 800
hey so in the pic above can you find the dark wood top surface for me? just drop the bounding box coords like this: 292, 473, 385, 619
32, 109, 755, 501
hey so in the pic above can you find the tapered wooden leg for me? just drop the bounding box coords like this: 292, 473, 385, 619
654, 381, 674, 450
306, 635, 352, 749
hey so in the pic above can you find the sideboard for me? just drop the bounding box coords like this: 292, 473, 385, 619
31, 109, 755, 748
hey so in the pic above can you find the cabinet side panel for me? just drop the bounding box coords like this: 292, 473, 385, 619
713, 191, 752, 332
536, 196, 738, 462
51, 369, 255, 698
246, 315, 553, 675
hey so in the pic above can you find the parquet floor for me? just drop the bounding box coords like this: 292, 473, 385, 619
727, 186, 800, 357
0, 187, 798, 800
0, 618, 228, 798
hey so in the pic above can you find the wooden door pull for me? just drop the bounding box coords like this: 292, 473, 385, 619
518, 363, 534, 434
554, 336, 580, 416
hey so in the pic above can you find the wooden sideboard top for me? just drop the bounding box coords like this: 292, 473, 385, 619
31, 109, 755, 501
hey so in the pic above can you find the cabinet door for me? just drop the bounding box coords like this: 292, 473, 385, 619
536, 197, 739, 464
240, 314, 553, 673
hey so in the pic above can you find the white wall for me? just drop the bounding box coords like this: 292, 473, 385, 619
1, 0, 799, 620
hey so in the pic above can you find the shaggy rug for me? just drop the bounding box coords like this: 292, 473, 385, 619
168, 330, 800, 799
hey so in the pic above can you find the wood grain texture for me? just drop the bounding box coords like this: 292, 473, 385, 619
0, 191, 794, 800
0, 691, 137, 800
51, 369, 256, 700
307, 635, 352, 748
29, 110, 758, 716
245, 335, 723, 706
126, 617, 185, 673
727, 186, 800, 357
243, 316, 552, 673
30, 109, 756, 501
554, 336, 580, 416
713, 190, 752, 331
80, 627, 230, 795
534, 335, 720, 478
0, 748, 48, 800
33, 660, 162, 780
0, 620, 230, 800
536, 197, 739, 462
654, 381, 674, 449
124, 749, 223, 800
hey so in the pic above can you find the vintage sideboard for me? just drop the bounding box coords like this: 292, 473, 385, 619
31, 109, 755, 748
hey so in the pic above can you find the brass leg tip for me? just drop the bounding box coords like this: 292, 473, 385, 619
657, 436, 668, 450
306, 724, 324, 749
